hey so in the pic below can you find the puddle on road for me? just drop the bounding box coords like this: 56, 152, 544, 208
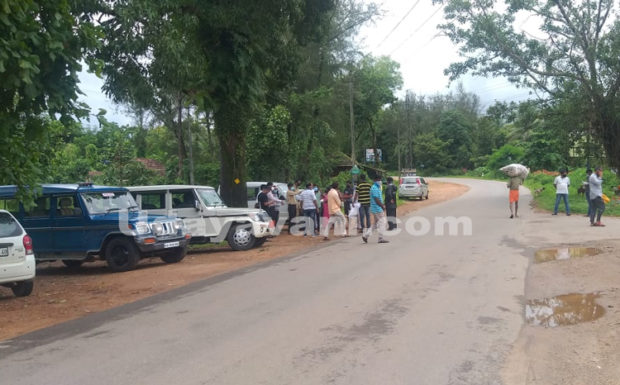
525, 293, 605, 327
534, 247, 601, 263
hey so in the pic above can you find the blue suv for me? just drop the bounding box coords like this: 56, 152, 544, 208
0, 183, 190, 272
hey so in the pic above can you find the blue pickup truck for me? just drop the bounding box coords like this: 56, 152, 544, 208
0, 183, 191, 272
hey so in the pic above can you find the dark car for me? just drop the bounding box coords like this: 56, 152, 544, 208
0, 183, 191, 272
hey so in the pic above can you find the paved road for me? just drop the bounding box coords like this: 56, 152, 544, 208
0, 179, 532, 385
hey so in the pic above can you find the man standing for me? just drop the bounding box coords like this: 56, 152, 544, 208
589, 167, 605, 226
584, 169, 593, 218
385, 177, 398, 230
357, 174, 372, 235
266, 182, 282, 224
553, 169, 571, 216
363, 175, 389, 244
286, 182, 301, 232
343, 181, 354, 216
507, 175, 522, 218
299, 183, 319, 236
323, 182, 346, 240
257, 184, 277, 222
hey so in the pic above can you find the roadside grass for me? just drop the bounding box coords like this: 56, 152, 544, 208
524, 168, 620, 216
444, 167, 620, 217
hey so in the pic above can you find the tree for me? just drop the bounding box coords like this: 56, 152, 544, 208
436, 0, 620, 168
0, 0, 100, 202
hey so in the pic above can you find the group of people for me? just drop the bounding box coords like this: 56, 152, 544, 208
278, 175, 398, 244
508, 166, 606, 226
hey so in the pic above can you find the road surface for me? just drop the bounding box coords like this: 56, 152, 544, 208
0, 179, 532, 384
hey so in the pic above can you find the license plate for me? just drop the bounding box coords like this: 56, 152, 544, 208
164, 241, 180, 248
0, 247, 8, 257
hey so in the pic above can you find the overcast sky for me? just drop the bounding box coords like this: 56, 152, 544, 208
78, 0, 535, 126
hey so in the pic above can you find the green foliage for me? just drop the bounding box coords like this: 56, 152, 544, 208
413, 133, 451, 174
247, 105, 292, 180
0, 0, 100, 202
486, 145, 525, 177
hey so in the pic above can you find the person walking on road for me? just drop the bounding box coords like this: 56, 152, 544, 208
553, 169, 571, 216
507, 175, 522, 218
363, 175, 389, 244
589, 167, 606, 226
385, 177, 398, 229
357, 175, 372, 235
286, 182, 301, 232
299, 183, 319, 236
323, 182, 346, 240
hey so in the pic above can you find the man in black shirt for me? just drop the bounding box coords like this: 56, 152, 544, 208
258, 184, 277, 222
385, 177, 398, 230
343, 181, 354, 216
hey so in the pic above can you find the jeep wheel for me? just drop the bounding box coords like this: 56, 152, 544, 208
11, 280, 34, 297
62, 259, 84, 268
161, 247, 187, 264
227, 224, 256, 251
105, 237, 140, 272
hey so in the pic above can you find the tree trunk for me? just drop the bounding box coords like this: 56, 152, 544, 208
214, 103, 248, 207
186, 106, 195, 184
175, 94, 187, 180
597, 102, 620, 170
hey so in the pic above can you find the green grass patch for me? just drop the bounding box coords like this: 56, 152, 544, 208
524, 168, 620, 216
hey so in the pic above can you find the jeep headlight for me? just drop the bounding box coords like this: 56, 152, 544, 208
173, 219, 184, 231
134, 221, 150, 235
150, 222, 164, 236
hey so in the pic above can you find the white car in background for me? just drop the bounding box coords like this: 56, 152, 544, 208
398, 176, 429, 200
0, 209, 35, 297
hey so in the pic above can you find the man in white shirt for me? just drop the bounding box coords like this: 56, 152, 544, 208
553, 168, 571, 216
299, 183, 319, 236
589, 166, 605, 226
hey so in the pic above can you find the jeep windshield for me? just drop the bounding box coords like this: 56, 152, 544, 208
81, 191, 139, 214
196, 189, 226, 207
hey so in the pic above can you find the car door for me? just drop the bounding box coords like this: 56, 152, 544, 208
52, 194, 87, 256
18, 196, 54, 256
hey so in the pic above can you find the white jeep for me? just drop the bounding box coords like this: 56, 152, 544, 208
129, 185, 274, 250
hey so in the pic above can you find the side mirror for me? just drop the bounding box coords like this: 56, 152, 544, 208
194, 200, 201, 211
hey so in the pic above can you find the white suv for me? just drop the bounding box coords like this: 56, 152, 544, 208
0, 209, 35, 297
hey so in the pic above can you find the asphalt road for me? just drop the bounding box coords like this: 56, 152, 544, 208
0, 179, 532, 385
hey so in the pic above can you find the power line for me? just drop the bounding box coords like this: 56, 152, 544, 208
375, 0, 421, 50
389, 4, 444, 56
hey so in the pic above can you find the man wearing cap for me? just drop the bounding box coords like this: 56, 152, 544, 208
589, 167, 605, 226
363, 175, 389, 244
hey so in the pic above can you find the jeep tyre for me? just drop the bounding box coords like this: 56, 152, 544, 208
227, 224, 256, 251
105, 237, 140, 272
160, 247, 187, 264
11, 280, 34, 297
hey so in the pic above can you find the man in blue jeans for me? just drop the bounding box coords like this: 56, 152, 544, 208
356, 175, 372, 234
362, 175, 389, 244
553, 168, 571, 216
299, 183, 319, 236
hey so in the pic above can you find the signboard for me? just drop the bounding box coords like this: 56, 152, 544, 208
365, 148, 382, 163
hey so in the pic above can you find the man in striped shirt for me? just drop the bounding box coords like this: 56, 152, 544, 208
356, 174, 372, 234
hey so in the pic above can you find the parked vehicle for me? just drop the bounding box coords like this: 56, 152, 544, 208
245, 182, 288, 214
398, 176, 429, 200
0, 183, 190, 272
129, 185, 273, 251
0, 210, 35, 297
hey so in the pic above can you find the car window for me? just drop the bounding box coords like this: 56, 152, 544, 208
402, 177, 418, 184
140, 192, 166, 210
196, 189, 225, 207
0, 212, 22, 237
0, 199, 19, 216
171, 190, 196, 209
247, 187, 259, 201
57, 195, 82, 216
81, 191, 138, 214
24, 196, 51, 217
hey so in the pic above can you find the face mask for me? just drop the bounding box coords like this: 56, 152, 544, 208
313, 187, 318, 192
290, 187, 295, 191
376, 181, 382, 188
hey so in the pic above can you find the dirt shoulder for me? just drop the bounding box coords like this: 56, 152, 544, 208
0, 180, 468, 341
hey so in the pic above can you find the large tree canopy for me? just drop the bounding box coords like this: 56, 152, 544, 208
435, 0, 620, 168
0, 0, 100, 201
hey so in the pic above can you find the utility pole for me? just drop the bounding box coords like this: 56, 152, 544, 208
349, 79, 355, 165
187, 105, 195, 185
